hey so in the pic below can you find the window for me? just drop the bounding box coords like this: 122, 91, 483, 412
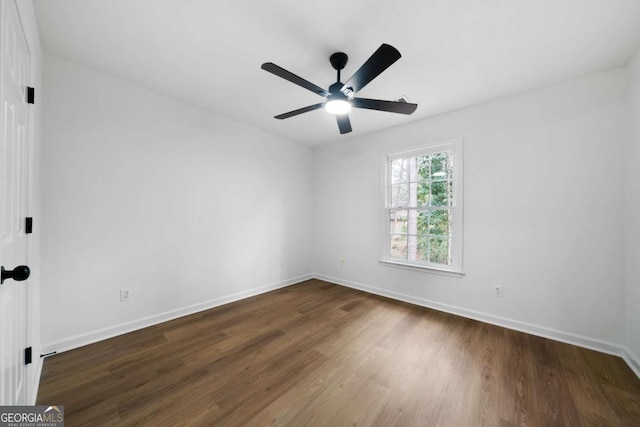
382, 139, 463, 274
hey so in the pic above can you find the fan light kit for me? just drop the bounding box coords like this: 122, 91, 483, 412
261, 44, 418, 134
325, 99, 351, 115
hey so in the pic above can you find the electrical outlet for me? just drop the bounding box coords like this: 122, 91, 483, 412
495, 286, 503, 298
120, 289, 131, 302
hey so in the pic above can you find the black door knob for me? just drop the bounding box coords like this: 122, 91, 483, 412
1, 265, 30, 285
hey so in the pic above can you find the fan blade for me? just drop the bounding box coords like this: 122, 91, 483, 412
262, 63, 330, 97
341, 44, 401, 95
352, 97, 418, 115
274, 103, 324, 119
336, 114, 352, 134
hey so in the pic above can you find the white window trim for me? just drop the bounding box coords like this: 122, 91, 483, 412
381, 137, 464, 275
378, 259, 466, 277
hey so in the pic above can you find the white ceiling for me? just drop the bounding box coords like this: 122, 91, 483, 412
33, 0, 640, 146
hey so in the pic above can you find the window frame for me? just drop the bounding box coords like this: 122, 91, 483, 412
380, 138, 464, 276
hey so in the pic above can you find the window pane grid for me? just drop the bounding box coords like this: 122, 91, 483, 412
389, 154, 453, 209
387, 234, 452, 265
387, 148, 456, 267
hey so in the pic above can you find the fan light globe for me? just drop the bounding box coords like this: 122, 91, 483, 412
325, 99, 351, 115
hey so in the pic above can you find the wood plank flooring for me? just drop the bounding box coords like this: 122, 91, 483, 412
37, 279, 640, 426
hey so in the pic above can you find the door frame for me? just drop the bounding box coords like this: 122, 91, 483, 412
0, 0, 36, 405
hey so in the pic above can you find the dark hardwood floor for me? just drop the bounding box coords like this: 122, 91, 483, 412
37, 279, 640, 426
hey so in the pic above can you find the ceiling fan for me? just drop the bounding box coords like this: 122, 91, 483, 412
261, 43, 418, 135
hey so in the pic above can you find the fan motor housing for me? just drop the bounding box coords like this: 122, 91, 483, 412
329, 82, 346, 95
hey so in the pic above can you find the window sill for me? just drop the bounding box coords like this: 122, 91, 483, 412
379, 259, 465, 278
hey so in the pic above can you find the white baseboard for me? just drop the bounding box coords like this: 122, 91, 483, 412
41, 274, 312, 355
38, 272, 640, 382
313, 273, 638, 376
622, 346, 640, 378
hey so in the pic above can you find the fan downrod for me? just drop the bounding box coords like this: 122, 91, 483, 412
330, 52, 348, 82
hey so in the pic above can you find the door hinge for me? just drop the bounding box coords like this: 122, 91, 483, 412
25, 347, 32, 365
26, 86, 35, 104
25, 217, 33, 234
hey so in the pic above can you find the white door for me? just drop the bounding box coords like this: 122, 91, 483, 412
0, 0, 31, 406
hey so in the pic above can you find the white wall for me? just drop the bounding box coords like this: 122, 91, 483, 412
15, 0, 43, 404
38, 39, 639, 378
313, 69, 629, 352
40, 55, 313, 351
625, 49, 640, 373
